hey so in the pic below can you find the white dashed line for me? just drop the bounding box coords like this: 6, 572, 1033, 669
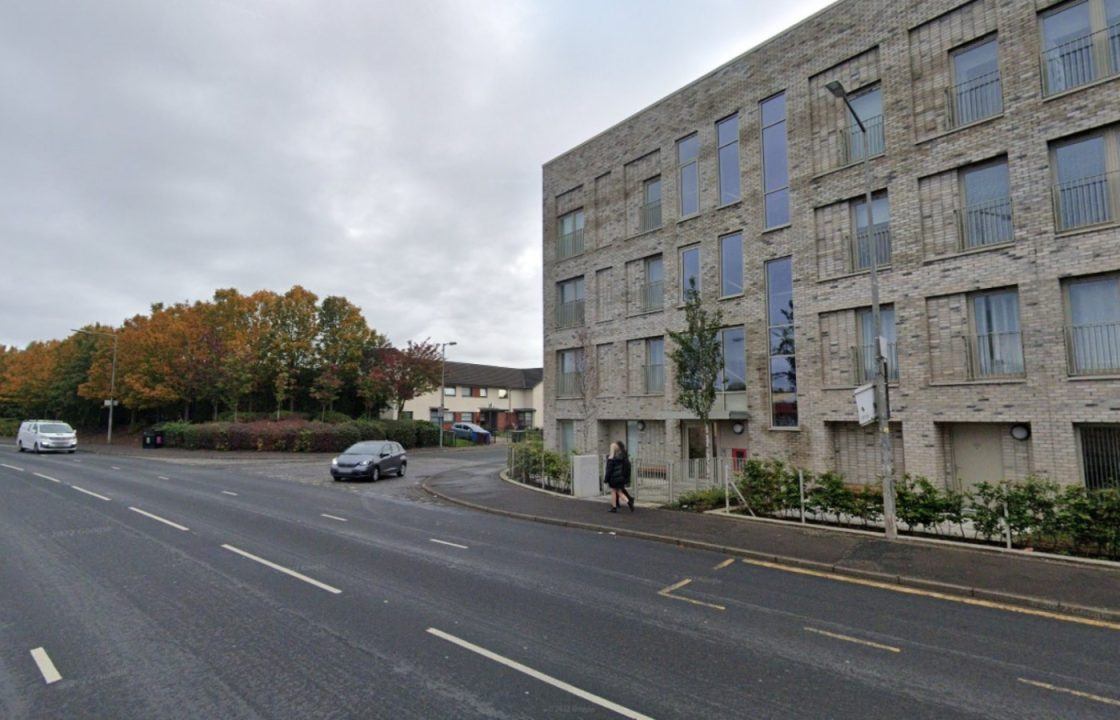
30, 647, 61, 684
221, 491, 238, 496
157, 476, 170, 481
221, 544, 341, 594
111, 466, 121, 470
427, 628, 653, 719
1018, 678, 1120, 707
320, 513, 348, 522
1, 463, 24, 472
429, 538, 469, 550
128, 507, 189, 532
70, 486, 110, 501
33, 472, 62, 484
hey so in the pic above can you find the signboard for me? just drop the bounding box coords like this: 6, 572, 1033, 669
853, 383, 876, 426
103, 399, 120, 407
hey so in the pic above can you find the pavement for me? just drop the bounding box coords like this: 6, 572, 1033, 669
423, 465, 1120, 621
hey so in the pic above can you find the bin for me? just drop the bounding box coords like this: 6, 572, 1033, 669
142, 431, 156, 449
154, 429, 165, 448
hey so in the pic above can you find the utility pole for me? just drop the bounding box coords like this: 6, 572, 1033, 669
826, 81, 897, 539
72, 328, 119, 446
438, 341, 457, 448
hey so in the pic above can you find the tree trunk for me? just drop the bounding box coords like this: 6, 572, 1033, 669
704, 418, 714, 484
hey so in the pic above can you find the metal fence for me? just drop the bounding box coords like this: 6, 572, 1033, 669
1079, 425, 1120, 491
962, 331, 1025, 379
1052, 171, 1116, 231
848, 225, 891, 271
839, 113, 885, 166
556, 228, 584, 260
947, 70, 1002, 128
1066, 321, 1120, 375
1041, 23, 1120, 97
637, 280, 664, 313
505, 443, 572, 494
555, 299, 585, 329
853, 341, 899, 385
956, 196, 1013, 249
556, 371, 583, 398
639, 201, 662, 232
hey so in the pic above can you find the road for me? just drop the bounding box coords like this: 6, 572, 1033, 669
0, 444, 1117, 719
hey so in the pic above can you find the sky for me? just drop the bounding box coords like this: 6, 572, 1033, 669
0, 0, 833, 368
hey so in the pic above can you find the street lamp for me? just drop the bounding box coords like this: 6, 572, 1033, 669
825, 80, 898, 540
72, 328, 118, 447
438, 341, 457, 448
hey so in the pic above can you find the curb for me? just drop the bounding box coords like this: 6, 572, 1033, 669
421, 477, 1120, 625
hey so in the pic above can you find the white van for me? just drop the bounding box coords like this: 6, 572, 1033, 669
17, 420, 78, 453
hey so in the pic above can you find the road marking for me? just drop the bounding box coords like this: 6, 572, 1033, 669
220, 544, 341, 595
1018, 678, 1120, 707
429, 538, 468, 549
157, 475, 170, 481
713, 557, 736, 571
30, 647, 61, 684
803, 626, 901, 653
221, 491, 238, 496
657, 578, 726, 611
71, 486, 110, 502
320, 513, 348, 522
426, 628, 654, 720
1, 463, 24, 472
111, 466, 121, 470
740, 558, 1120, 631
33, 472, 62, 484
128, 507, 189, 532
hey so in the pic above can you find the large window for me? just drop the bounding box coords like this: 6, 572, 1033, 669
644, 337, 665, 394
766, 258, 797, 426
1065, 274, 1120, 375
640, 176, 662, 232
950, 37, 1002, 127
720, 232, 743, 297
556, 209, 585, 259
717, 326, 747, 392
1051, 131, 1117, 231
969, 288, 1024, 378
678, 134, 699, 217
850, 192, 891, 270
843, 85, 884, 164
640, 255, 665, 312
680, 245, 700, 301
717, 114, 740, 205
855, 306, 898, 383
959, 158, 1013, 248
556, 276, 585, 328
559, 420, 576, 454
557, 349, 583, 397
761, 93, 789, 228
1040, 0, 1120, 96
1079, 424, 1120, 489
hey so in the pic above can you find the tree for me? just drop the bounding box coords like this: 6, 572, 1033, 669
362, 340, 443, 417
261, 286, 319, 413
668, 286, 724, 480
310, 364, 343, 419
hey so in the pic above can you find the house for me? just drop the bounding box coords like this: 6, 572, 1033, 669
397, 362, 543, 432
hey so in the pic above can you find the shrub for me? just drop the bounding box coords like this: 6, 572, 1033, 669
735, 458, 800, 516
319, 410, 353, 425
414, 420, 440, 447
673, 487, 729, 512
0, 418, 20, 437
508, 441, 570, 490
896, 475, 946, 534
349, 419, 387, 441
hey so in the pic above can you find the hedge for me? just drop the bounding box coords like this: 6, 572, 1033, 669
155, 418, 442, 452
0, 418, 20, 437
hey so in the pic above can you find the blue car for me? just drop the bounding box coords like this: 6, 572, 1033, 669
451, 422, 491, 444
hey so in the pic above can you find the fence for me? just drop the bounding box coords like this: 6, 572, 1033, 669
637, 280, 664, 313
639, 201, 662, 232
955, 196, 1013, 250
853, 341, 899, 385
555, 299, 585, 329
961, 331, 1025, 379
505, 443, 572, 494
839, 113, 885, 166
848, 225, 891, 271
556, 228, 584, 260
946, 70, 1002, 127
1041, 23, 1120, 97
1065, 321, 1120, 375
1052, 171, 1116, 231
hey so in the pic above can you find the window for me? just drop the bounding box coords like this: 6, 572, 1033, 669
850, 192, 891, 270
680, 245, 700, 301
1051, 130, 1117, 230
644, 337, 665, 394
959, 158, 1012, 248
478, 388, 488, 398
400, 411, 413, 420
557, 348, 583, 397
1040, 0, 1120, 96
1064, 274, 1120, 375
766, 258, 797, 426
717, 327, 746, 392
498, 388, 509, 399
761, 93, 790, 228
461, 386, 471, 396
460, 411, 474, 423
855, 306, 898, 383
678, 134, 699, 217
1079, 424, 1120, 489
559, 420, 576, 454
556, 276, 586, 328
640, 176, 662, 231
444, 387, 456, 396
950, 37, 1002, 127
557, 209, 585, 259
843, 85, 884, 164
639, 255, 664, 312
717, 115, 740, 205
719, 232, 743, 297
969, 288, 1024, 378
429, 408, 442, 423
516, 410, 534, 429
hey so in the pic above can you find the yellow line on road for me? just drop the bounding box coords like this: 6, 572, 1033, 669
1017, 678, 1120, 707
657, 578, 726, 611
712, 558, 736, 571
741, 559, 1120, 631
804, 626, 901, 653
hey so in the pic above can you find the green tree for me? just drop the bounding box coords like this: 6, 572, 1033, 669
668, 286, 723, 479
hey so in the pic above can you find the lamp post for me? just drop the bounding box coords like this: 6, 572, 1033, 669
825, 80, 897, 540
72, 328, 118, 447
438, 341, 457, 448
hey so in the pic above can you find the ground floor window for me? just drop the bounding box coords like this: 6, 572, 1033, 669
515, 410, 534, 428
559, 420, 575, 454
460, 411, 474, 423
1079, 424, 1120, 490
399, 410, 413, 420
429, 408, 441, 423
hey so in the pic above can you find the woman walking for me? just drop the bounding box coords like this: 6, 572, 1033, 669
604, 441, 634, 512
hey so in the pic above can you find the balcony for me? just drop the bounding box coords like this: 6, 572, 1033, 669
1041, 23, 1120, 97
555, 299, 585, 329
556, 228, 584, 260
848, 225, 891, 272
838, 114, 885, 166
1066, 321, 1120, 375
852, 341, 899, 385
638, 200, 662, 233
556, 371, 583, 398
955, 197, 1013, 250
1052, 171, 1117, 231
636, 279, 664, 314
961, 331, 1025, 380
642, 363, 665, 394
946, 70, 1002, 128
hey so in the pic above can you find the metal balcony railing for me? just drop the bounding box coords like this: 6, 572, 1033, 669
838, 113, 885, 166
555, 299, 585, 329
1052, 171, 1117, 231
852, 341, 899, 385
637, 279, 664, 313
556, 228, 584, 260
955, 196, 1013, 250
639, 201, 662, 232
848, 225, 891, 272
962, 331, 1025, 380
642, 363, 665, 394
1065, 321, 1120, 375
556, 371, 583, 398
1079, 425, 1120, 491
946, 70, 1002, 127
1041, 23, 1120, 96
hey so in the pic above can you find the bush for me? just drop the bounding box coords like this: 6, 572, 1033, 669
508, 441, 570, 491
0, 418, 21, 437
673, 487, 728, 512
319, 410, 353, 425
735, 459, 801, 516
153, 417, 444, 453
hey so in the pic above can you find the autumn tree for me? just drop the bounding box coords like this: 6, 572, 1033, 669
261, 286, 319, 415
362, 340, 443, 417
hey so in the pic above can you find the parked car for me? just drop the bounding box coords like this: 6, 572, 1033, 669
330, 441, 407, 482
17, 420, 78, 454
451, 422, 491, 444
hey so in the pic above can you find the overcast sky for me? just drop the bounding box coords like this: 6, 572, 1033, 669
1, 0, 832, 367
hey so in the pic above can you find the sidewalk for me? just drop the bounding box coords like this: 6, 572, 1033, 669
423, 467, 1120, 622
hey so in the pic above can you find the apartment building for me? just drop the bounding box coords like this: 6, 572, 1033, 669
397, 362, 543, 432
542, 0, 1120, 491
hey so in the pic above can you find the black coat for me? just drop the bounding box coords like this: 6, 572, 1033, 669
604, 455, 631, 488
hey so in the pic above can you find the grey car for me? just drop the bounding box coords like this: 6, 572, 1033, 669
330, 441, 407, 481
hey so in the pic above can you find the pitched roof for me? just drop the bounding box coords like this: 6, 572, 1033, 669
443, 362, 542, 390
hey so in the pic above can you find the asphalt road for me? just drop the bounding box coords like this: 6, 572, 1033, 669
0, 444, 1117, 719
